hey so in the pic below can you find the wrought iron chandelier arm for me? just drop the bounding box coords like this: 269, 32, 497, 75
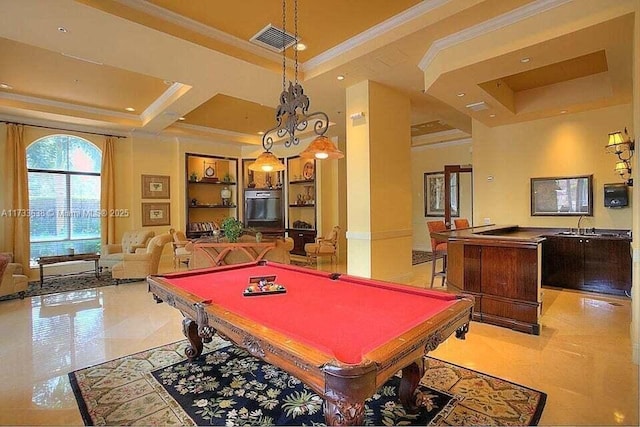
261, 129, 280, 152
304, 111, 330, 136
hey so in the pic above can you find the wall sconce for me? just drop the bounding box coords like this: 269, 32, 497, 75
606, 127, 634, 186
614, 161, 633, 186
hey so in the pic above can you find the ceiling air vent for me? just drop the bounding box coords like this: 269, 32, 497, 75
250, 24, 297, 52
465, 101, 489, 112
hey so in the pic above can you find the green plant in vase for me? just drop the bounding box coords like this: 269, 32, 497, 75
222, 172, 234, 183
221, 217, 243, 243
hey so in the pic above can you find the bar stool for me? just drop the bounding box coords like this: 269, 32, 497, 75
454, 218, 470, 229
426, 220, 448, 287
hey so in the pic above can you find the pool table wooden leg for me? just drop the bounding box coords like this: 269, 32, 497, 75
323, 398, 365, 426
399, 357, 426, 412
182, 318, 203, 361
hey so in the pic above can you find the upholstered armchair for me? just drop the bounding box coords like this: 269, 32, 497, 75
0, 253, 29, 299
170, 229, 192, 268
304, 226, 340, 266
100, 230, 155, 269
111, 234, 172, 280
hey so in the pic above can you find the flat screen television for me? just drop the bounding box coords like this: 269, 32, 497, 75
531, 175, 593, 216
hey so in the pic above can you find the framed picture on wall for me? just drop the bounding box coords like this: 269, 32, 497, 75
141, 175, 170, 199
142, 202, 170, 226
424, 172, 459, 217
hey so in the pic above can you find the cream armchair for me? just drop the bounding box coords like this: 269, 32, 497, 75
304, 226, 340, 266
111, 234, 172, 280
100, 230, 155, 269
0, 253, 29, 299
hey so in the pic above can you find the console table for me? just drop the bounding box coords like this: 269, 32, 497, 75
187, 241, 277, 267
37, 253, 101, 286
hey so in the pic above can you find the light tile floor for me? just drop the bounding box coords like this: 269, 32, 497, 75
0, 257, 637, 425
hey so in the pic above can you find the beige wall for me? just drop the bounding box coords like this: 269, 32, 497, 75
411, 139, 473, 251
631, 1, 639, 365
473, 103, 634, 230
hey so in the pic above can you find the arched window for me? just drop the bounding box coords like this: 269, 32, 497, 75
27, 135, 101, 262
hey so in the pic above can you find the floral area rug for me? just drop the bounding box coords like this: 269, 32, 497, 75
69, 339, 546, 426
0, 270, 140, 303
412, 250, 434, 265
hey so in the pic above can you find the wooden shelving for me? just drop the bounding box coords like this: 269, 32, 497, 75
286, 156, 316, 255
186, 153, 238, 238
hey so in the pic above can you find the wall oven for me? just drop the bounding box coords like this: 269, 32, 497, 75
244, 189, 284, 230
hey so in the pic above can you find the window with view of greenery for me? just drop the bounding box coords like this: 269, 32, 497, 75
27, 135, 102, 264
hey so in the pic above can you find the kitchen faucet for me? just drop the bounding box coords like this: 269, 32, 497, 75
577, 215, 585, 234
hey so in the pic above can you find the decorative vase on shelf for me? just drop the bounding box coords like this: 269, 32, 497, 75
304, 186, 313, 204
221, 187, 232, 206
255, 232, 263, 243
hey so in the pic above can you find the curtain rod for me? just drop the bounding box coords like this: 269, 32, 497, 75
1, 120, 127, 139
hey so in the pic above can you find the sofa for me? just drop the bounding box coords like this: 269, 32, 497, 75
100, 230, 155, 269
0, 253, 29, 299
188, 235, 294, 269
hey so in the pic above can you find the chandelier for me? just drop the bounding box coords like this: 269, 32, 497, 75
249, 0, 344, 172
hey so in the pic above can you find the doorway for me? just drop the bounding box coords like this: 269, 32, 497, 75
444, 164, 473, 229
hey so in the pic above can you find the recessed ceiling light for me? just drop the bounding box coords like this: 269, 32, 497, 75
178, 117, 186, 121
457, 93, 465, 97
337, 75, 345, 81
125, 107, 135, 112
0, 83, 13, 90
257, 131, 265, 135
489, 114, 496, 118
520, 57, 531, 63
57, 26, 69, 33
294, 43, 306, 51
560, 110, 567, 114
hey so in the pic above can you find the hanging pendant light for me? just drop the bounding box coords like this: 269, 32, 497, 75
300, 135, 344, 159
249, 150, 285, 172
253, 0, 342, 169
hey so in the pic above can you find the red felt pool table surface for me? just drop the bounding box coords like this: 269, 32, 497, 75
162, 262, 458, 364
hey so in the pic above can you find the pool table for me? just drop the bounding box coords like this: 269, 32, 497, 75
147, 261, 474, 425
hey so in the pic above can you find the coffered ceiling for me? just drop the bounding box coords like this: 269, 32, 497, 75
0, 0, 635, 146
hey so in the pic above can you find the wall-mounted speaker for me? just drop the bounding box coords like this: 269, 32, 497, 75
604, 183, 629, 208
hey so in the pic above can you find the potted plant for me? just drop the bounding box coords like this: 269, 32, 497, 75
221, 217, 243, 243
222, 172, 234, 183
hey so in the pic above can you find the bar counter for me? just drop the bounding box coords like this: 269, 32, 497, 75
433, 225, 545, 335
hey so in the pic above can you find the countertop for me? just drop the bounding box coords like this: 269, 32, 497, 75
432, 224, 631, 245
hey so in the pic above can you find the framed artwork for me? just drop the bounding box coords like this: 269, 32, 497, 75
142, 202, 170, 226
424, 172, 459, 217
531, 175, 593, 216
141, 175, 170, 199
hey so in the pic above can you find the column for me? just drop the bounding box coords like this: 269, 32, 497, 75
345, 80, 412, 281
